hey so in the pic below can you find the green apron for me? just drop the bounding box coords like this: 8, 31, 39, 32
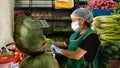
65, 28, 99, 68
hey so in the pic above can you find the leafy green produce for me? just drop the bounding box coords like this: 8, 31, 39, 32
15, 15, 59, 68
117, 51, 120, 55
100, 61, 109, 68
93, 15, 120, 45
99, 24, 120, 29
109, 46, 119, 52
102, 53, 112, 60
20, 53, 59, 68
110, 41, 120, 48
94, 14, 120, 23
15, 15, 49, 55
100, 40, 111, 46
112, 55, 120, 60
92, 15, 120, 60
102, 47, 120, 60
104, 48, 113, 55
100, 34, 120, 40
112, 2, 120, 14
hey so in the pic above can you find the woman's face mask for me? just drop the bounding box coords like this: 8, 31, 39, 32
71, 21, 82, 32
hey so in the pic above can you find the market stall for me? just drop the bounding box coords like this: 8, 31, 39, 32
0, 0, 120, 68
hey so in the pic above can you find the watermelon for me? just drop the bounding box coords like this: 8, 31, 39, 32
14, 15, 50, 55
20, 53, 59, 68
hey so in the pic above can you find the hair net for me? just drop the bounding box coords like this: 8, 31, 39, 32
71, 8, 93, 23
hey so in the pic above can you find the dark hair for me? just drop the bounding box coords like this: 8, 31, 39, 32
85, 21, 91, 28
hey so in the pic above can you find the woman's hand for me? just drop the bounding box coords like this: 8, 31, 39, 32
51, 44, 63, 54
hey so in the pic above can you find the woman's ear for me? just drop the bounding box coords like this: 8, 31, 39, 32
81, 18, 85, 24
78, 18, 84, 26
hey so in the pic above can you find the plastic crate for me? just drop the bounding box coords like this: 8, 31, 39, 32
92, 9, 113, 17
110, 60, 120, 68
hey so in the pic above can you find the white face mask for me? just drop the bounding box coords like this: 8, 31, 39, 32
71, 21, 82, 32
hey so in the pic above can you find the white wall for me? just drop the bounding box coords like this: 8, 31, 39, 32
0, 0, 14, 49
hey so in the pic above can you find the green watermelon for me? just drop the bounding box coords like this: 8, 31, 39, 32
20, 53, 59, 68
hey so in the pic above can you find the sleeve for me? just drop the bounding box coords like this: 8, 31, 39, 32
79, 33, 100, 62
79, 33, 100, 52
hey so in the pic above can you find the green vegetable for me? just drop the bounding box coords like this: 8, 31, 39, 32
100, 34, 120, 40
112, 2, 120, 14
94, 15, 120, 23
93, 15, 120, 60
100, 61, 109, 68
111, 41, 120, 48
99, 24, 120, 29
112, 55, 120, 60
102, 53, 112, 60
95, 28, 120, 34
15, 15, 59, 68
109, 46, 119, 52
15, 15, 52, 55
117, 51, 120, 55
104, 48, 113, 55
100, 40, 111, 46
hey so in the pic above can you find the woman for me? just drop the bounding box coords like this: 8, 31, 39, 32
51, 8, 100, 68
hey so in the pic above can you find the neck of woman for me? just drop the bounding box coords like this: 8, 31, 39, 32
79, 26, 89, 35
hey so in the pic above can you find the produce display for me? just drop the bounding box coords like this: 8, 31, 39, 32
31, 10, 71, 19
12, 45, 23, 64
54, 26, 72, 31
92, 14, 120, 60
31, 11, 52, 19
15, 15, 59, 68
13, 1, 120, 67
103, 42, 120, 60
87, 0, 117, 9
